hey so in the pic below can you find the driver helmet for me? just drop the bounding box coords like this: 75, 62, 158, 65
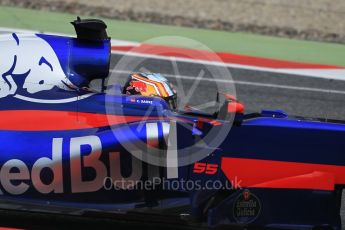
123, 72, 177, 109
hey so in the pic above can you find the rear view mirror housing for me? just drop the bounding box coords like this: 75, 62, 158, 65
216, 93, 244, 125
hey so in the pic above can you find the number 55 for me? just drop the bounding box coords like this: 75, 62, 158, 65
193, 162, 218, 175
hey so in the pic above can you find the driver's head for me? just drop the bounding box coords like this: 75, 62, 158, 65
123, 72, 177, 109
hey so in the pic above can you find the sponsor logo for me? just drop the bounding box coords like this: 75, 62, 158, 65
0, 136, 145, 195
0, 33, 93, 103
233, 189, 261, 224
132, 80, 147, 93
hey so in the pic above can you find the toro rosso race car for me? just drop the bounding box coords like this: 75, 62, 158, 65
0, 18, 344, 230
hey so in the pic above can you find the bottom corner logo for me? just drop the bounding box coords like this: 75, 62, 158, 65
233, 189, 261, 224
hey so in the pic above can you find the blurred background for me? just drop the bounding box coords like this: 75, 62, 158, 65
1, 0, 345, 43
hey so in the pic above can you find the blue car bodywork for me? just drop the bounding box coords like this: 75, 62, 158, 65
0, 18, 344, 230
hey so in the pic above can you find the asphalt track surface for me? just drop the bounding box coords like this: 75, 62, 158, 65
109, 53, 345, 120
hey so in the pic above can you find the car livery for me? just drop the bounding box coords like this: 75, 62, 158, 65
0, 18, 344, 230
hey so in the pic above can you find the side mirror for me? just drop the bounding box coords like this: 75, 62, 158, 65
216, 93, 244, 124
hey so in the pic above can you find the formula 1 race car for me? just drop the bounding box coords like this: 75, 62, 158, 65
0, 18, 344, 230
